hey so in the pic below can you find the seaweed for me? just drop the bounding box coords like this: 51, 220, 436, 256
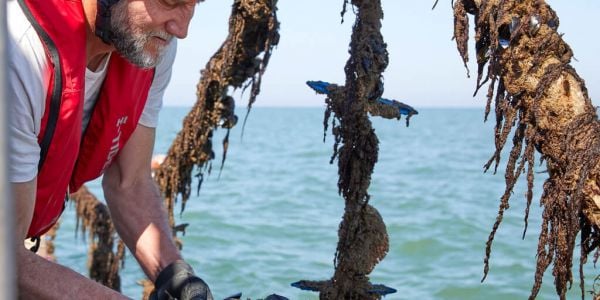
144, 0, 279, 297
153, 0, 280, 233
294, 1, 404, 298
453, 1, 600, 298
72, 186, 125, 291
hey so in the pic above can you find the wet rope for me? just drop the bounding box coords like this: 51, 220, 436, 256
453, 1, 600, 298
153, 0, 279, 234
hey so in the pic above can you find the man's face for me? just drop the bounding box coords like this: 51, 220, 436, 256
109, 0, 197, 68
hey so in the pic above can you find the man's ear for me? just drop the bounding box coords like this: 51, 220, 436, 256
95, 0, 121, 44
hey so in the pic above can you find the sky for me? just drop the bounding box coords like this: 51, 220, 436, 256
164, 1, 600, 108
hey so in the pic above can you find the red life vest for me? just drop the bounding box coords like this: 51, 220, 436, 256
19, 0, 156, 238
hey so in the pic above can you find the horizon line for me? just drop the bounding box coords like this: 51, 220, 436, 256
162, 103, 487, 109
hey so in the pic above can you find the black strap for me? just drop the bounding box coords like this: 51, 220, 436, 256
16, 0, 63, 171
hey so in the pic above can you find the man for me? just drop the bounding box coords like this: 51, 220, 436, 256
7, 0, 213, 298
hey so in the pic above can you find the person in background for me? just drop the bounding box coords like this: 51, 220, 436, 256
6, 0, 213, 298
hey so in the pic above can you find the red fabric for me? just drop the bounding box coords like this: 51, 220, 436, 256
23, 0, 155, 238
70, 55, 154, 191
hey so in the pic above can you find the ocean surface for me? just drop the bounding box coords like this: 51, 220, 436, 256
53, 107, 599, 299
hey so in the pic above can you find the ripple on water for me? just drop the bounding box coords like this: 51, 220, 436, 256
49, 108, 600, 298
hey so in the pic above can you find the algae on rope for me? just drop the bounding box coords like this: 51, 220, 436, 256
145, 0, 279, 297
153, 0, 279, 234
453, 0, 600, 298
72, 186, 125, 292
294, 1, 408, 299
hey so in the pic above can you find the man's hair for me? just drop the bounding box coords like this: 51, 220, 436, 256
95, 0, 121, 44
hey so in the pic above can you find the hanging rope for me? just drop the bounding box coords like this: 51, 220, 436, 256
293, 1, 404, 298
153, 0, 280, 234
72, 186, 126, 291
453, 1, 600, 298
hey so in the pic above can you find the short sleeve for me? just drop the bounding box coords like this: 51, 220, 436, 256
6, 32, 45, 182
6, 1, 50, 183
138, 39, 177, 128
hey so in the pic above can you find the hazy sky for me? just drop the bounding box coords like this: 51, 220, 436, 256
165, 1, 600, 107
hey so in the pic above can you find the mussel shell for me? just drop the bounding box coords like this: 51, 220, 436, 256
220, 115, 238, 129
477, 46, 490, 61
509, 16, 520, 35
547, 18, 558, 30
529, 15, 541, 36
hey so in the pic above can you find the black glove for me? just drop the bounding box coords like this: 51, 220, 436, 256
150, 260, 213, 300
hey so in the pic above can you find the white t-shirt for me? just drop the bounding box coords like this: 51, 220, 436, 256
7, 0, 176, 183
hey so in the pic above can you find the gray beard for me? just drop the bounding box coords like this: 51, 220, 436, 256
108, 2, 168, 69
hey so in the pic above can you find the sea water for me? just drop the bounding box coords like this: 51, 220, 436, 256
53, 107, 599, 299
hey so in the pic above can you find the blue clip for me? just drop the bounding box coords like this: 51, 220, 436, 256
368, 284, 397, 296
377, 97, 418, 116
307, 80, 418, 117
306, 80, 332, 95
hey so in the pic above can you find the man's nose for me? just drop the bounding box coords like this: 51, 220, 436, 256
165, 5, 194, 39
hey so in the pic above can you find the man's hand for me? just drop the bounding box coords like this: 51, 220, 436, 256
150, 260, 213, 300
104, 126, 211, 299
